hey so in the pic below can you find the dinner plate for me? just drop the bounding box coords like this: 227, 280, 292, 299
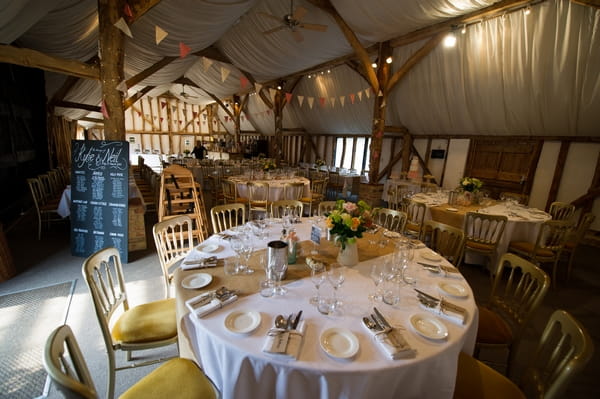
421, 251, 442, 262
224, 310, 261, 334
410, 314, 448, 340
438, 281, 468, 298
320, 328, 359, 359
196, 243, 220, 253
446, 207, 458, 212
181, 273, 213, 289
383, 230, 402, 238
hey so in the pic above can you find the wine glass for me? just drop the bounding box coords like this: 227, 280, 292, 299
369, 264, 384, 302
269, 258, 288, 295
229, 235, 243, 274
327, 263, 345, 311
238, 241, 255, 274
309, 263, 326, 305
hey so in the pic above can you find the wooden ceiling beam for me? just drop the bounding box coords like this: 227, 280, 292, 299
571, 0, 600, 8
0, 44, 99, 80
125, 56, 177, 89
128, 0, 163, 23
193, 45, 232, 64
124, 85, 155, 110
48, 55, 100, 107
54, 101, 101, 112
80, 116, 104, 124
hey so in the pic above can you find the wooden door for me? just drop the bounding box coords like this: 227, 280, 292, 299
464, 139, 542, 198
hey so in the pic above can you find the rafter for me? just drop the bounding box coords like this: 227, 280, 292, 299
49, 56, 99, 107
128, 0, 163, 23
124, 85, 155, 110
125, 56, 176, 89
54, 101, 101, 112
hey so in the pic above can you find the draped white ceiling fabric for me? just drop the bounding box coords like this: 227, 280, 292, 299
1, 0, 598, 136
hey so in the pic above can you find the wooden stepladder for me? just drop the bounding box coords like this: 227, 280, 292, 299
158, 165, 209, 242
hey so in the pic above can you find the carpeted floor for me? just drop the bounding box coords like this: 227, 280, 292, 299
0, 281, 75, 399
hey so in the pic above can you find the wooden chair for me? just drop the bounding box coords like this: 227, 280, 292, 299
221, 179, 248, 206
519, 310, 594, 399
420, 182, 438, 193
152, 215, 194, 298
318, 200, 337, 217
549, 201, 575, 221
404, 201, 426, 238
301, 178, 327, 216
326, 172, 345, 200
270, 200, 303, 219
508, 220, 574, 288
374, 208, 407, 233
82, 247, 178, 399
44, 324, 218, 399
419, 220, 465, 266
455, 309, 594, 399
210, 203, 246, 234
476, 253, 550, 373
500, 192, 529, 205
283, 182, 305, 201
460, 212, 508, 270
246, 181, 270, 220
27, 177, 64, 240
562, 212, 595, 280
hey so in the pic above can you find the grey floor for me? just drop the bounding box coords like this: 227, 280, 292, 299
1, 211, 599, 398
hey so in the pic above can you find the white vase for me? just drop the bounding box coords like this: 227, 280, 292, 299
337, 241, 359, 267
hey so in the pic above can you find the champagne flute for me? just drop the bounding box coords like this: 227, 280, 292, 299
327, 263, 345, 311
369, 264, 384, 302
309, 263, 326, 305
239, 241, 255, 274
229, 235, 243, 274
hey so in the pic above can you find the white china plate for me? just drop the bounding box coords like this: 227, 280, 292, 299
196, 243, 220, 253
383, 231, 402, 238
320, 328, 359, 359
529, 214, 546, 219
410, 314, 448, 340
181, 273, 213, 289
421, 251, 442, 262
438, 281, 468, 298
446, 207, 458, 212
224, 310, 261, 334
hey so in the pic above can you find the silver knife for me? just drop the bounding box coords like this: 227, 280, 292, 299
373, 308, 403, 348
373, 307, 394, 330
414, 288, 440, 303
291, 310, 303, 329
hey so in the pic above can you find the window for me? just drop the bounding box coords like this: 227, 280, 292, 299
334, 137, 370, 172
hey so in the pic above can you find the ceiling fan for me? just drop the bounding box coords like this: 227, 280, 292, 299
259, 0, 328, 42
179, 85, 198, 99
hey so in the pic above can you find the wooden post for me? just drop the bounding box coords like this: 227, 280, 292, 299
98, 0, 126, 140
273, 89, 284, 165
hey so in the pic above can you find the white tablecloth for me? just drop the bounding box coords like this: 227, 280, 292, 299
229, 176, 311, 202
179, 220, 478, 399
57, 186, 71, 218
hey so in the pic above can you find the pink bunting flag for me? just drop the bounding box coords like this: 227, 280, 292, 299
319, 97, 326, 107
266, 109, 271, 115
124, 3, 133, 18
160, 117, 164, 122
101, 100, 109, 119
193, 111, 198, 118
240, 76, 249, 89
137, 111, 141, 117
224, 116, 229, 122
179, 42, 191, 58
349, 93, 355, 104
161, 102, 167, 109
285, 93, 292, 103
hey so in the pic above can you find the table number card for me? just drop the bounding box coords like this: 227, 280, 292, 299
311, 225, 322, 245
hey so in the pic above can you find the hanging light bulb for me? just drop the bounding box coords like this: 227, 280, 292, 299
371, 62, 377, 68
385, 56, 393, 64
461, 25, 466, 35
524, 6, 531, 16
443, 32, 457, 48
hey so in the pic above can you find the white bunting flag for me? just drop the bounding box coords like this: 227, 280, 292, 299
380, 100, 386, 108
340, 96, 345, 107
220, 67, 230, 82
268, 88, 277, 101
114, 18, 132, 38
116, 80, 128, 93
329, 97, 336, 107
365, 89, 371, 99
358, 91, 363, 101
378, 90, 383, 97
307, 97, 314, 109
254, 83, 263, 94
202, 57, 213, 72
297, 95, 304, 107
155, 26, 168, 44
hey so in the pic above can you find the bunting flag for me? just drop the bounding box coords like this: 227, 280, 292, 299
116, 80, 128, 93
155, 25, 168, 45
340, 96, 346, 107
378, 90, 383, 97
308, 97, 314, 109
380, 100, 386, 108
224, 116, 228, 122
160, 117, 164, 122
124, 3, 133, 18
319, 97, 326, 107
101, 100, 109, 119
254, 83, 262, 93
329, 97, 336, 107
220, 67, 231, 82
172, 106, 177, 112
202, 57, 213, 71
137, 111, 141, 117
358, 91, 363, 101
349, 93, 356, 104
179, 42, 191, 58
193, 111, 198, 118
114, 18, 133, 38
365, 89, 371, 99
266, 109, 271, 115
285, 92, 292, 103
297, 95, 304, 107
241, 115, 245, 121
268, 88, 277, 101
240, 76, 249, 89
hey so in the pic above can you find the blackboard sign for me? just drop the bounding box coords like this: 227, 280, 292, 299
70, 140, 129, 263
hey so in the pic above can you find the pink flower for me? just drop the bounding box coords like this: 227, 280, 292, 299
343, 202, 358, 213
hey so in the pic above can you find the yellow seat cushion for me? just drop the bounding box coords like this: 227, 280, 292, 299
508, 241, 554, 258
112, 298, 177, 343
454, 352, 525, 399
235, 197, 249, 203
465, 241, 495, 252
119, 358, 217, 399
476, 306, 513, 345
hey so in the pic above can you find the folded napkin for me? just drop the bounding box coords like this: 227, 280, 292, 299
410, 239, 426, 249
185, 291, 238, 318
419, 298, 467, 325
181, 257, 218, 270
363, 323, 416, 360
262, 321, 306, 360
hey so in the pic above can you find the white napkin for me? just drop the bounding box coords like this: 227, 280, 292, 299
419, 300, 467, 325
185, 292, 238, 318
262, 321, 306, 360
181, 258, 218, 270
363, 323, 416, 360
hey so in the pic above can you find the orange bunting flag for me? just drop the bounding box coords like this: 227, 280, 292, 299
349, 93, 356, 104
297, 95, 304, 107
179, 42, 191, 58
240, 76, 249, 89
307, 97, 314, 109
155, 26, 168, 45
319, 97, 326, 107
101, 100, 110, 119
285, 93, 292, 103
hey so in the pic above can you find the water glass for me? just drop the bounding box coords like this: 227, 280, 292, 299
269, 259, 288, 295
327, 263, 345, 311
369, 264, 384, 302
382, 274, 401, 306
309, 264, 326, 305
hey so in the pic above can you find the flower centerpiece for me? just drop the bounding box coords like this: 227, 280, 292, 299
459, 177, 483, 193
263, 159, 276, 171
315, 159, 326, 168
325, 200, 373, 250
